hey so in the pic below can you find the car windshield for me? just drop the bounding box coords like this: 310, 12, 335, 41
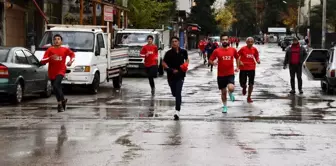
115, 33, 153, 46
37, 31, 94, 51
0, 49, 9, 62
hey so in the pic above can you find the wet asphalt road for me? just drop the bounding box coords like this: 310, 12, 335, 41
1, 44, 336, 165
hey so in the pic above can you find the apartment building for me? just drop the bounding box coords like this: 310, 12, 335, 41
0, 0, 128, 47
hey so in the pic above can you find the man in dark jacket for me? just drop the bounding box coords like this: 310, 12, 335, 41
205, 39, 218, 72
283, 37, 308, 94
163, 36, 189, 120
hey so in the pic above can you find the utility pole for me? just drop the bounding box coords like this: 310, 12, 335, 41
307, 0, 311, 46
297, 0, 301, 26
80, 0, 84, 25
321, 0, 327, 48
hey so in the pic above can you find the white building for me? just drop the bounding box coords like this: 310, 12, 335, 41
299, 0, 320, 25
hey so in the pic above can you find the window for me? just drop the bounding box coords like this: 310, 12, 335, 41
97, 34, 105, 48
23, 50, 39, 65
0, 49, 9, 62
307, 50, 329, 62
15, 51, 29, 64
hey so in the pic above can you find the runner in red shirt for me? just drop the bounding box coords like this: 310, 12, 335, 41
40, 34, 75, 112
209, 35, 239, 113
140, 35, 158, 95
238, 37, 260, 103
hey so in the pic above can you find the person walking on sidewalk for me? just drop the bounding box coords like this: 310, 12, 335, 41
209, 34, 239, 113
283, 37, 308, 94
163, 36, 189, 120
140, 35, 158, 95
40, 34, 75, 112
238, 37, 260, 103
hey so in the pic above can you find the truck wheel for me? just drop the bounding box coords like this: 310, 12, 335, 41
89, 72, 100, 94
40, 80, 52, 98
113, 71, 123, 89
326, 82, 334, 94
11, 82, 23, 104
321, 81, 327, 92
158, 59, 164, 76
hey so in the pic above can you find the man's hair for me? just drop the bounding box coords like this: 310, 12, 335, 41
171, 36, 179, 41
220, 34, 228, 40
246, 37, 254, 42
53, 34, 63, 41
147, 35, 154, 40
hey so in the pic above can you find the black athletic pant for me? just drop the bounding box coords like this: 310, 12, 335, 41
207, 53, 213, 70
168, 79, 184, 111
289, 64, 302, 91
146, 65, 158, 89
51, 75, 65, 102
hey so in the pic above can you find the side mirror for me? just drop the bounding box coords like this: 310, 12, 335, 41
331, 42, 335, 46
33, 61, 42, 67
100, 48, 107, 56
95, 48, 100, 56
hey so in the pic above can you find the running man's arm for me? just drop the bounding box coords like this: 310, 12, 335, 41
233, 50, 239, 69
67, 48, 75, 62
255, 48, 260, 64
140, 46, 147, 58
209, 49, 217, 65
40, 48, 51, 65
184, 50, 189, 64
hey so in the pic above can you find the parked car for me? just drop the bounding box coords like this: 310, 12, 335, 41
278, 36, 285, 47
253, 35, 264, 45
0, 47, 52, 103
281, 36, 294, 51
299, 39, 309, 53
302, 46, 336, 94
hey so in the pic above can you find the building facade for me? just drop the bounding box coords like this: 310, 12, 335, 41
299, 0, 320, 25
0, 0, 129, 48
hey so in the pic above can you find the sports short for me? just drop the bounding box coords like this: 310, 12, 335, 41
239, 70, 255, 86
217, 75, 235, 89
146, 65, 158, 77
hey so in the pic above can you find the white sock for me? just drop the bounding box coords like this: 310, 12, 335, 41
223, 102, 227, 107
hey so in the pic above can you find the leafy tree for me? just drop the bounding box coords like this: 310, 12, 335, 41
215, 5, 236, 32
225, 0, 257, 36
281, 7, 298, 29
187, 0, 219, 35
127, 0, 175, 28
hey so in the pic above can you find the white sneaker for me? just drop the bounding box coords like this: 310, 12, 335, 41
174, 111, 180, 120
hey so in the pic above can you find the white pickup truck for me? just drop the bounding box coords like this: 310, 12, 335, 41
114, 28, 167, 76
34, 24, 128, 93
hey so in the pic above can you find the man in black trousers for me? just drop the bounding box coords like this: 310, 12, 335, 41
283, 37, 308, 94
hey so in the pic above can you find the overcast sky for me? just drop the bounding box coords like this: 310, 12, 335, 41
214, 0, 226, 9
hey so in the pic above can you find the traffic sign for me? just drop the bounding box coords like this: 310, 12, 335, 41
104, 6, 113, 22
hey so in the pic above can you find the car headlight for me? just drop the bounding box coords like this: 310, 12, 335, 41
73, 66, 90, 72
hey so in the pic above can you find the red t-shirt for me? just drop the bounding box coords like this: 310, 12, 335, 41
238, 46, 260, 71
290, 44, 300, 64
40, 47, 75, 80
210, 47, 239, 77
198, 41, 206, 51
140, 44, 158, 67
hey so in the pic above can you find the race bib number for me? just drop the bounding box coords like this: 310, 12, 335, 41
53, 55, 62, 61
222, 56, 231, 60
246, 54, 254, 58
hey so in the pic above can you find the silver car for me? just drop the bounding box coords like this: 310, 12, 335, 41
302, 46, 336, 94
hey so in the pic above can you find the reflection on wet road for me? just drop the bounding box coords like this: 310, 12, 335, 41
1, 44, 336, 165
